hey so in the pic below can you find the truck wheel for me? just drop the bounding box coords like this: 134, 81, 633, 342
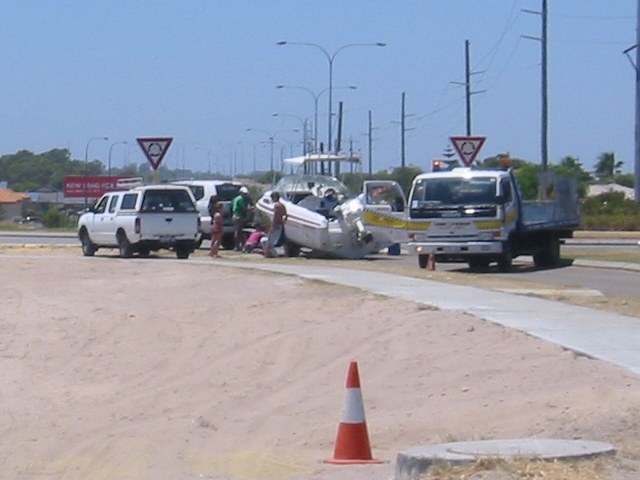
176, 246, 191, 259
418, 254, 429, 269
533, 237, 561, 268
497, 243, 513, 272
547, 237, 561, 265
468, 259, 490, 271
117, 232, 134, 258
79, 230, 96, 257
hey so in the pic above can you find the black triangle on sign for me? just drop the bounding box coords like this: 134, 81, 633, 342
450, 136, 486, 167
136, 137, 173, 170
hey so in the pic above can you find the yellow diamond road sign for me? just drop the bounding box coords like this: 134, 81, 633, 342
450, 136, 486, 166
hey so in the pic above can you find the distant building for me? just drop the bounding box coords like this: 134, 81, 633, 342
587, 183, 635, 201
0, 187, 30, 221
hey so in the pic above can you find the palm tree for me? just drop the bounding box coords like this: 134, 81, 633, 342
594, 152, 623, 178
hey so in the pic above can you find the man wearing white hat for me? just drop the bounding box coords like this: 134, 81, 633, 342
232, 186, 253, 251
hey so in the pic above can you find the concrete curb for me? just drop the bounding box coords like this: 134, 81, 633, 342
395, 439, 616, 480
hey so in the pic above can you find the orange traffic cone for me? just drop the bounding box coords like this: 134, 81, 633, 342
426, 253, 436, 271
324, 361, 383, 465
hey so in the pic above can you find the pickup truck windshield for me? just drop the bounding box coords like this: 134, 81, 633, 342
411, 177, 497, 207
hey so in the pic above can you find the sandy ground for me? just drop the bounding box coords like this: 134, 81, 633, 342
3, 251, 640, 479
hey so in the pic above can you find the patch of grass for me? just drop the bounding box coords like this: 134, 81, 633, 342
422, 456, 611, 480
565, 248, 640, 264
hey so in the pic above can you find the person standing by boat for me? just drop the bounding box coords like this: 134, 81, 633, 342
264, 191, 287, 258
232, 186, 253, 251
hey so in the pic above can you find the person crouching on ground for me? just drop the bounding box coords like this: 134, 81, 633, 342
209, 199, 223, 258
264, 191, 287, 258
244, 224, 267, 253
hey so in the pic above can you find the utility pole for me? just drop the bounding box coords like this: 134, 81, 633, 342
451, 40, 485, 136
335, 101, 344, 175
401, 92, 406, 167
523, 0, 549, 174
625, 0, 640, 202
368, 110, 373, 175
396, 92, 415, 168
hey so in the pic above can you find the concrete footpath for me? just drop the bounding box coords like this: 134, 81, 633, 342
218, 260, 640, 377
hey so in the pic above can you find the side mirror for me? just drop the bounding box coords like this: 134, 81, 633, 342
495, 195, 506, 205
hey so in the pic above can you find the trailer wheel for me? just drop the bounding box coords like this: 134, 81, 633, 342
418, 254, 429, 269
284, 241, 301, 257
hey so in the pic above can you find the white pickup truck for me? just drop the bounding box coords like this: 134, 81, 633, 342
77, 184, 200, 259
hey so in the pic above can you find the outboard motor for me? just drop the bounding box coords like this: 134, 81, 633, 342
338, 199, 373, 244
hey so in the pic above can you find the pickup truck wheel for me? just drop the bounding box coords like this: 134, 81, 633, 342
176, 248, 190, 259
117, 232, 134, 258
418, 254, 429, 269
80, 230, 96, 257
222, 234, 235, 250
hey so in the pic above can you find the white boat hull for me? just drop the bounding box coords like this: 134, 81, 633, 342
256, 195, 391, 259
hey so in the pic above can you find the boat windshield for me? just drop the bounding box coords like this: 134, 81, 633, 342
411, 176, 498, 207
275, 174, 352, 197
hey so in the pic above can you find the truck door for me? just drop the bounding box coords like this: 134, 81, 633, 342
90, 195, 111, 244
360, 180, 408, 244
500, 177, 518, 228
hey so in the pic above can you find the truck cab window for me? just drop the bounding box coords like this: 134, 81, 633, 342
108, 195, 119, 213
94, 196, 109, 214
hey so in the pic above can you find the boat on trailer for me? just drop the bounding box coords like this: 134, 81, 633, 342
255, 153, 407, 258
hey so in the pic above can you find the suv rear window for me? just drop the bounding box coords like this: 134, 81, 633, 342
141, 189, 197, 213
216, 184, 242, 201
187, 186, 205, 201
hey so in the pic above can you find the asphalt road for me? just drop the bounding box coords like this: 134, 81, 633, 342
1, 230, 638, 299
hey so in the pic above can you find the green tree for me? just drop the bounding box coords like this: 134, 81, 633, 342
594, 152, 623, 178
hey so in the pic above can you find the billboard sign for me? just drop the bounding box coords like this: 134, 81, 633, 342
63, 176, 134, 198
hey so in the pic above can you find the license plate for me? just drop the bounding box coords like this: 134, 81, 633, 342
160, 236, 176, 243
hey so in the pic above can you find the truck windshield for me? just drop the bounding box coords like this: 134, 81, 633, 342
411, 177, 497, 207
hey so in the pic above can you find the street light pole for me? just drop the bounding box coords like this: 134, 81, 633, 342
272, 112, 309, 155
246, 127, 299, 182
277, 41, 385, 153
276, 84, 356, 153
84, 135, 109, 209
108, 141, 127, 179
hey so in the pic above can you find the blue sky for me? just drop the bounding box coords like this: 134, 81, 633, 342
0, 1, 635, 175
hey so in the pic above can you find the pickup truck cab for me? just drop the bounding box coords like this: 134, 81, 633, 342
77, 184, 200, 259
172, 179, 248, 249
